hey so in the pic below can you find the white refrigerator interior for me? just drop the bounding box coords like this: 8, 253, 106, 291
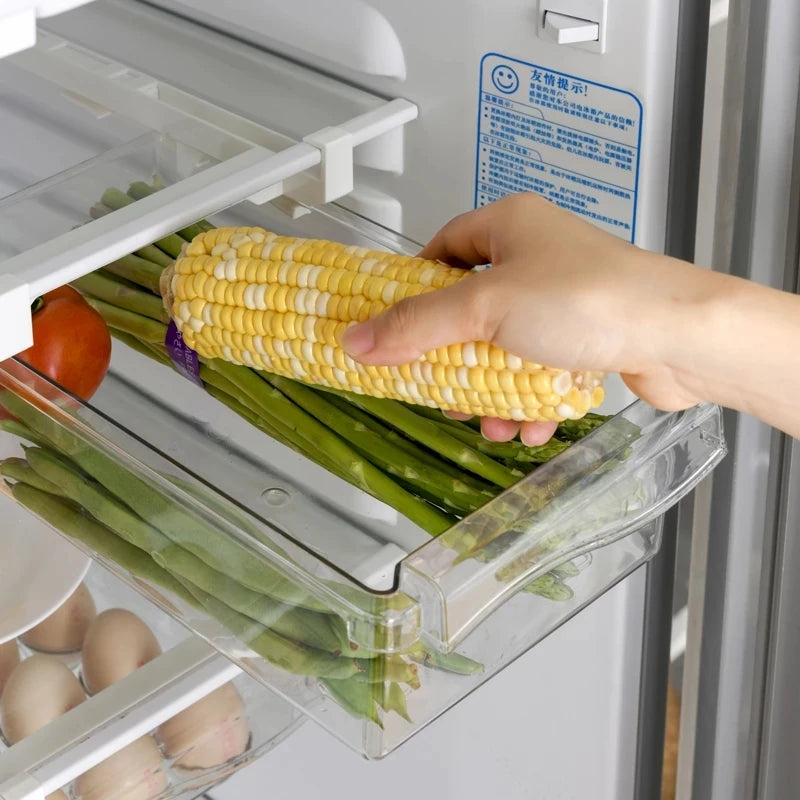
0, 1, 726, 799
210, 574, 646, 800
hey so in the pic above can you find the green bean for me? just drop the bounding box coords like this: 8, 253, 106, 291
523, 573, 574, 601
406, 643, 484, 676
10, 482, 196, 608
0, 391, 331, 611
374, 682, 412, 722
0, 418, 50, 449
0, 457, 63, 495
179, 581, 362, 679
321, 678, 383, 727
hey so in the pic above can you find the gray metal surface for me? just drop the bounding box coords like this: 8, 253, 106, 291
633, 0, 711, 795
754, 76, 800, 799
684, 0, 800, 797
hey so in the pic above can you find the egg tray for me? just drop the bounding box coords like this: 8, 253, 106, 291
0, 564, 301, 800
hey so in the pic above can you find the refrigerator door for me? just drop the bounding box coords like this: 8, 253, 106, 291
679, 0, 800, 797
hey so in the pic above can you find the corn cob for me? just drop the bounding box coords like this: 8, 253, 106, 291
162, 227, 605, 423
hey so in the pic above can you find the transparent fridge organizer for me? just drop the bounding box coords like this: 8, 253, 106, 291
0, 558, 305, 800
0, 350, 727, 761
0, 22, 727, 760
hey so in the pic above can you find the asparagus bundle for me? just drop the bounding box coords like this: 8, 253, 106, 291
0, 179, 624, 727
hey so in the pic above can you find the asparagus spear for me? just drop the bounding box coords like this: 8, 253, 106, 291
72, 271, 169, 323
208, 359, 455, 536
430, 421, 572, 464
102, 254, 165, 294
322, 390, 522, 489
322, 392, 496, 496
110, 329, 173, 367
84, 297, 167, 343
268, 375, 490, 516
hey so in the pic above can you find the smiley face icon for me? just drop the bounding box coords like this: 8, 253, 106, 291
491, 65, 519, 94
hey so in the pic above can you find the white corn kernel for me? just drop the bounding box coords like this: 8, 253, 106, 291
419, 268, 436, 286
381, 280, 400, 304
316, 291, 330, 317
296, 264, 314, 288
461, 341, 478, 368
304, 289, 320, 315
243, 284, 258, 309
552, 371, 573, 396
556, 403, 578, 419
456, 366, 471, 390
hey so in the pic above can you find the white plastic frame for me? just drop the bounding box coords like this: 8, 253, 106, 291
0, 31, 418, 362
0, 638, 241, 800
0, 1, 96, 59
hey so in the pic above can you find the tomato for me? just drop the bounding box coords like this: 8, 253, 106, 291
17, 286, 112, 401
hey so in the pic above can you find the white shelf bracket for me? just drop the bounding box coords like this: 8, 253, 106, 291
0, 774, 43, 800
0, 277, 33, 360
297, 126, 356, 205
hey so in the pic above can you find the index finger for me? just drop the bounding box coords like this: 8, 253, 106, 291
417, 205, 495, 267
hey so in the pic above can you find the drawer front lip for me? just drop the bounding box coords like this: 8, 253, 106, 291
402, 400, 726, 651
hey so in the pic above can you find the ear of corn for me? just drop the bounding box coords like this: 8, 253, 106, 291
162, 227, 605, 422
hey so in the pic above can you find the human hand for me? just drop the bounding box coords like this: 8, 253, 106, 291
341, 193, 724, 444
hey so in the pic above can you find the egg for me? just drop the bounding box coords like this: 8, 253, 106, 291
1, 654, 86, 743
156, 682, 250, 770
21, 583, 96, 653
0, 640, 20, 695
74, 736, 167, 800
81, 609, 161, 695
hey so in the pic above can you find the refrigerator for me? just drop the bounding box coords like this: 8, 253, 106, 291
0, 0, 793, 798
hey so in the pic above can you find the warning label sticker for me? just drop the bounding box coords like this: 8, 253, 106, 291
475, 53, 643, 242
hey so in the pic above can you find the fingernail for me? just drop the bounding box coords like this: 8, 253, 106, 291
341, 321, 375, 357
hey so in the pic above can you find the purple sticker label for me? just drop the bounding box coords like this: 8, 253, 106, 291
165, 321, 203, 387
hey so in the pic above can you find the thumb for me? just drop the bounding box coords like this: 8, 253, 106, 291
341, 273, 492, 366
